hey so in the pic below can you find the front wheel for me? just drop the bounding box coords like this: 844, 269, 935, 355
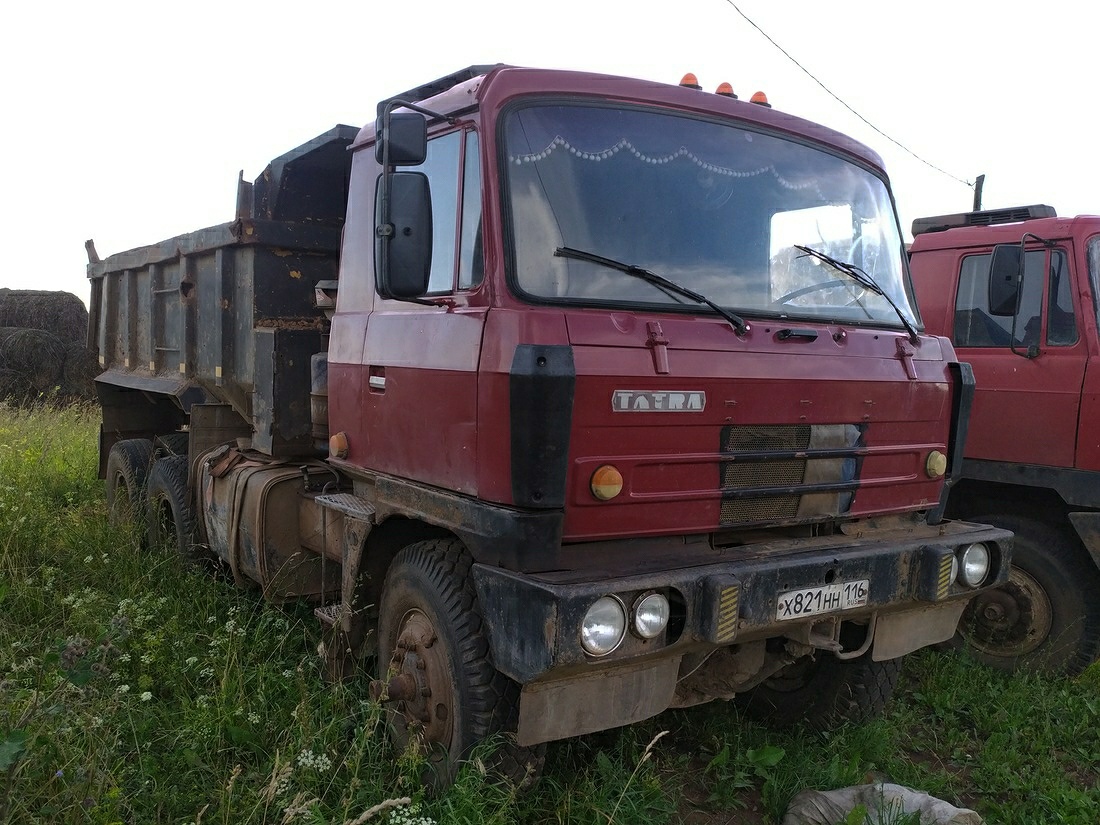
736, 648, 902, 731
374, 539, 543, 789
954, 515, 1100, 676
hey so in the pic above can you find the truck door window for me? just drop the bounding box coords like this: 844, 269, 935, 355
954, 251, 1043, 347
403, 131, 461, 294
457, 132, 483, 290
1047, 250, 1077, 345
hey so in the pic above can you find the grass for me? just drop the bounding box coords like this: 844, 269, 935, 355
2, 402, 1099, 824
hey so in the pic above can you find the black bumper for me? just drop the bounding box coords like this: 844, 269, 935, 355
471, 519, 1012, 684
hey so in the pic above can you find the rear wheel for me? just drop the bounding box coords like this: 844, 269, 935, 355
105, 438, 154, 530
954, 515, 1100, 676
373, 538, 543, 789
737, 648, 902, 730
146, 455, 201, 565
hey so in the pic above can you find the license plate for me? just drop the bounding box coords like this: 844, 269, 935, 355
776, 579, 869, 621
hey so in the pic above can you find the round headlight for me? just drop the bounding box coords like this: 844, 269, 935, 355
632, 592, 670, 639
581, 596, 626, 656
960, 543, 991, 587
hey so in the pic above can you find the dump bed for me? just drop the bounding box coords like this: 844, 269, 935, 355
87, 125, 357, 456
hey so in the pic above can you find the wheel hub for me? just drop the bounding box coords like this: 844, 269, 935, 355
960, 567, 1052, 657
373, 610, 453, 755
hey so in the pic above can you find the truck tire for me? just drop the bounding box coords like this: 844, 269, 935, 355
105, 438, 154, 529
736, 649, 902, 731
155, 432, 189, 458
953, 514, 1100, 676
146, 456, 201, 565
374, 538, 544, 789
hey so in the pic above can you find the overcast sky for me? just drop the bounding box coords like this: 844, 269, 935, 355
2, 0, 1095, 307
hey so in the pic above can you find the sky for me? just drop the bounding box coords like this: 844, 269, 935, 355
2, 0, 1096, 308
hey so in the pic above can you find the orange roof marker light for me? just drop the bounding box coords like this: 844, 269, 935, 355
679, 73, 702, 90
750, 91, 772, 108
715, 82, 738, 99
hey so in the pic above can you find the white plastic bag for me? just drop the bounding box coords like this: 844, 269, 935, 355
781, 782, 983, 825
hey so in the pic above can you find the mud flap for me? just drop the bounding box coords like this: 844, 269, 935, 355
871, 601, 968, 661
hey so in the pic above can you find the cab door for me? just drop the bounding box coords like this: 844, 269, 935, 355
360, 129, 488, 494
952, 246, 1086, 468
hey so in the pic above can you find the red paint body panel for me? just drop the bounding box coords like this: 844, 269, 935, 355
560, 310, 951, 539
910, 216, 1100, 472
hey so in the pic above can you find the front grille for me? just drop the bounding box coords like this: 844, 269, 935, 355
718, 425, 812, 525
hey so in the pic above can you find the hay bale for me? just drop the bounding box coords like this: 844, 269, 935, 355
0, 288, 89, 346
0, 327, 68, 403
60, 342, 100, 400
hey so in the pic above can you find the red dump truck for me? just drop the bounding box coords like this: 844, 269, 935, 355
87, 64, 1010, 785
910, 205, 1100, 675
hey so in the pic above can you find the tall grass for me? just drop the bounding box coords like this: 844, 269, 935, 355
2, 402, 1098, 824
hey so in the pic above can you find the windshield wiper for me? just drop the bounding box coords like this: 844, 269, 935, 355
793, 245, 919, 344
554, 246, 750, 334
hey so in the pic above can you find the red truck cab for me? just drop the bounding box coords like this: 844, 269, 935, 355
909, 205, 1100, 674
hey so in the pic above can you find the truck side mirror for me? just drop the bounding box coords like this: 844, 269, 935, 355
988, 244, 1023, 317
375, 112, 427, 166
377, 171, 433, 298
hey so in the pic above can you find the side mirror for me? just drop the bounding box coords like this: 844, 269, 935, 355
988, 244, 1023, 317
377, 171, 433, 298
375, 112, 427, 166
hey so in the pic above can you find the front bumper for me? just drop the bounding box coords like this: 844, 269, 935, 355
471, 518, 1012, 685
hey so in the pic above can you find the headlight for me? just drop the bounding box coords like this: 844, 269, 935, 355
959, 543, 990, 587
581, 596, 626, 656
632, 592, 670, 639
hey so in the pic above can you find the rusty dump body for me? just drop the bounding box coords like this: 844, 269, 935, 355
87, 125, 356, 466
89, 65, 1011, 750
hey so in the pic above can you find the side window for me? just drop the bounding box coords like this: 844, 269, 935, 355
413, 131, 461, 294
954, 251, 1043, 347
458, 132, 483, 290
392, 130, 480, 295
1047, 250, 1077, 346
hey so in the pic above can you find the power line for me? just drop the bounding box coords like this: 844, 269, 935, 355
723, 0, 973, 189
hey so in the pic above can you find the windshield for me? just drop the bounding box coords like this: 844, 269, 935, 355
1089, 236, 1100, 332
503, 103, 917, 328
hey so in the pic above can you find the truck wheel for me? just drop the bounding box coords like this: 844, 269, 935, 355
737, 649, 902, 731
155, 432, 189, 458
146, 456, 201, 565
374, 538, 544, 789
105, 438, 154, 528
954, 515, 1100, 676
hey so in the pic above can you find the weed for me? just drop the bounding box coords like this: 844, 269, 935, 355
2, 404, 1100, 824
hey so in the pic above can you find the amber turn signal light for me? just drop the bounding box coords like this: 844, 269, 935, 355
329, 431, 349, 460
590, 465, 624, 500
925, 450, 947, 479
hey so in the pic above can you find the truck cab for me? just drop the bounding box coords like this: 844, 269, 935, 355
909, 205, 1100, 674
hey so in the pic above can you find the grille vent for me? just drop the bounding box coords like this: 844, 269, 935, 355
719, 425, 811, 525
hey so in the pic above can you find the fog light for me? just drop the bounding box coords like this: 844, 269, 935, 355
632, 592, 670, 639
590, 465, 624, 501
581, 596, 626, 656
959, 543, 990, 587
